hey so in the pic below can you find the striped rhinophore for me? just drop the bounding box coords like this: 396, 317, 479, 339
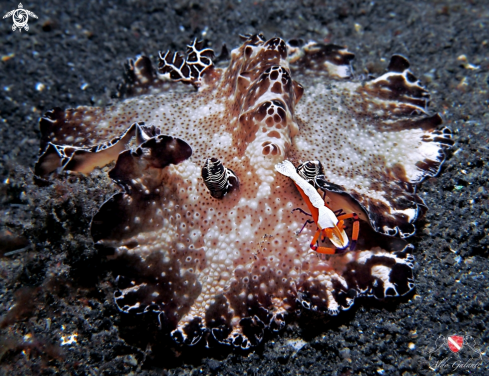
201, 158, 240, 199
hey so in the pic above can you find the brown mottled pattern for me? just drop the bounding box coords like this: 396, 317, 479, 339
36, 35, 449, 348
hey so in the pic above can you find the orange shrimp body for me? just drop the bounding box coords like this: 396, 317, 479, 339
275, 160, 359, 255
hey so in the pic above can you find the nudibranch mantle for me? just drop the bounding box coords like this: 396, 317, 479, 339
36, 34, 452, 349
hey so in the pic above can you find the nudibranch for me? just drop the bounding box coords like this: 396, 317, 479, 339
35, 34, 452, 349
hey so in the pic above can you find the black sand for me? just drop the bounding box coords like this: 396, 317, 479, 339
0, 0, 488, 375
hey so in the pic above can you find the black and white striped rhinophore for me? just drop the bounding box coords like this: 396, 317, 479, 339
202, 158, 240, 199
296, 160, 327, 189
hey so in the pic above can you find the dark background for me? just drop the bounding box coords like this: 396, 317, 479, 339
0, 0, 488, 375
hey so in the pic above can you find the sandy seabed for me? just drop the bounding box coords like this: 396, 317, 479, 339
0, 1, 488, 375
